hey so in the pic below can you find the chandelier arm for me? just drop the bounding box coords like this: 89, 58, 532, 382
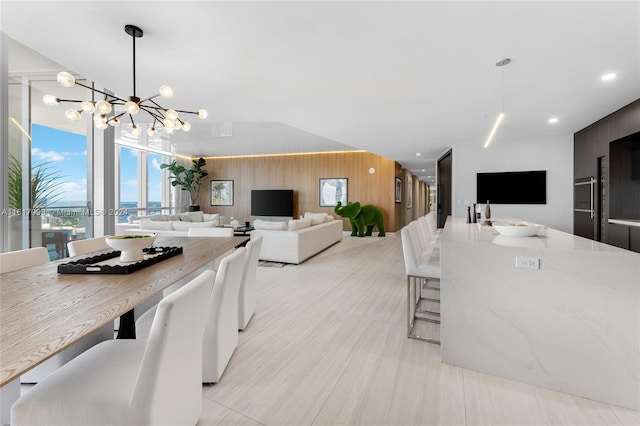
139, 106, 166, 121
138, 94, 160, 104
72, 81, 128, 103
171, 109, 200, 115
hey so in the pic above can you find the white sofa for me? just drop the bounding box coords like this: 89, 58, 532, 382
119, 211, 221, 237
251, 214, 343, 264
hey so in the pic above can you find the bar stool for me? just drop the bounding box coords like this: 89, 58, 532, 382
400, 226, 441, 344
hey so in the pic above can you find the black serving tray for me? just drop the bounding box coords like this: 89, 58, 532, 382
57, 246, 183, 274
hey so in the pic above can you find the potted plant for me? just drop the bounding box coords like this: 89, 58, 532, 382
8, 153, 66, 250
160, 157, 208, 211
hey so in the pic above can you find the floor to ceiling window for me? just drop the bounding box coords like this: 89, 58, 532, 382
6, 39, 91, 259
115, 124, 172, 223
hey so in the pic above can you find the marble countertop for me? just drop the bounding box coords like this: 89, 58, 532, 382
609, 218, 640, 228
443, 217, 629, 252
439, 216, 639, 410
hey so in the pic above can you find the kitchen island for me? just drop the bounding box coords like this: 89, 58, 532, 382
440, 217, 639, 410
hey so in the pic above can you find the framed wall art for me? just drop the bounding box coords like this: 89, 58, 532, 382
210, 180, 234, 206
319, 178, 347, 207
395, 177, 402, 203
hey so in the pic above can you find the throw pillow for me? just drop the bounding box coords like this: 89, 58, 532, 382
253, 219, 286, 230
139, 219, 174, 231
287, 217, 312, 231
304, 212, 327, 225
203, 213, 220, 224
173, 221, 214, 231
324, 214, 334, 222
179, 211, 204, 222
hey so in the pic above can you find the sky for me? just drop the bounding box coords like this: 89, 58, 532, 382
32, 123, 163, 206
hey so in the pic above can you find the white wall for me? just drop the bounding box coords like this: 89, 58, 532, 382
451, 134, 574, 233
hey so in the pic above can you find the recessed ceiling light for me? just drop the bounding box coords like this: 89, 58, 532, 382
548, 117, 559, 124
416, 153, 421, 156
421, 169, 426, 172
601, 72, 616, 81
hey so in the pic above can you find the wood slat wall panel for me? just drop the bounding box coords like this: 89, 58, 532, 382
195, 152, 400, 231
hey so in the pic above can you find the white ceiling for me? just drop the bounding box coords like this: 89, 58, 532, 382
2, 1, 639, 185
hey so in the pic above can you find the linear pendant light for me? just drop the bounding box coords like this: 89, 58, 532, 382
484, 58, 510, 148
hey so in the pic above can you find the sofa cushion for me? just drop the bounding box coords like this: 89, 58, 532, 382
253, 219, 286, 230
203, 213, 220, 223
139, 219, 174, 231
324, 214, 334, 222
172, 221, 215, 231
179, 211, 204, 222
304, 212, 327, 226
287, 217, 312, 231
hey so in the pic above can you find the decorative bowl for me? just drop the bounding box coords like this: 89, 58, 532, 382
106, 234, 157, 262
492, 221, 544, 237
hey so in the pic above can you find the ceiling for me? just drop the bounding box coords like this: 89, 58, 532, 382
2, 1, 639, 186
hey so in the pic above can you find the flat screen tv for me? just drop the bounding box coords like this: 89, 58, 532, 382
251, 189, 294, 217
476, 170, 547, 204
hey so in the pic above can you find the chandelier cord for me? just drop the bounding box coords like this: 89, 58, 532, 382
132, 29, 137, 97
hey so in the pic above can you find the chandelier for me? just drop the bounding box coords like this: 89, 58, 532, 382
43, 24, 207, 137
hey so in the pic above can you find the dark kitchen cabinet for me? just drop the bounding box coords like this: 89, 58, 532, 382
574, 99, 640, 244
630, 227, 640, 253
607, 223, 630, 250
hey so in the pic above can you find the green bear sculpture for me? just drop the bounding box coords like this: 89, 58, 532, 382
334, 201, 385, 237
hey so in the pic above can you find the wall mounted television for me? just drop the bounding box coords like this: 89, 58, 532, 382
251, 189, 294, 217
476, 170, 547, 204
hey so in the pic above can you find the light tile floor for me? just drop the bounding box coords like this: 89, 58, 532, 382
18, 234, 639, 425
199, 234, 640, 426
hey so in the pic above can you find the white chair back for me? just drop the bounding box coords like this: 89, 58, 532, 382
0, 247, 49, 273
239, 235, 262, 330
131, 270, 215, 425
405, 222, 424, 260
425, 212, 437, 234
401, 226, 420, 276
67, 235, 111, 257
188, 227, 234, 237
203, 246, 247, 383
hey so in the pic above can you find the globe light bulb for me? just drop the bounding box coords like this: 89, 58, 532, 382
96, 121, 108, 130
163, 126, 174, 134
65, 109, 81, 121
80, 101, 95, 113
94, 114, 106, 124
95, 100, 112, 115
107, 117, 120, 126
124, 101, 140, 115
181, 121, 191, 132
131, 125, 141, 136
165, 109, 178, 120
159, 85, 174, 98
43, 94, 60, 106
198, 109, 208, 119
163, 118, 176, 129
147, 127, 157, 137
57, 71, 76, 87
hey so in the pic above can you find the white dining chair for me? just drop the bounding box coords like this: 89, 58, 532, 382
0, 246, 49, 271
136, 247, 247, 384
239, 235, 262, 330
0, 247, 113, 384
11, 269, 215, 426
188, 227, 234, 237
67, 235, 111, 257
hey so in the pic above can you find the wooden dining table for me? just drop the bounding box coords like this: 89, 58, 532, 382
0, 236, 247, 387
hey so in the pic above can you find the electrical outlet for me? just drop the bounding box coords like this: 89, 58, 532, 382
515, 256, 539, 269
